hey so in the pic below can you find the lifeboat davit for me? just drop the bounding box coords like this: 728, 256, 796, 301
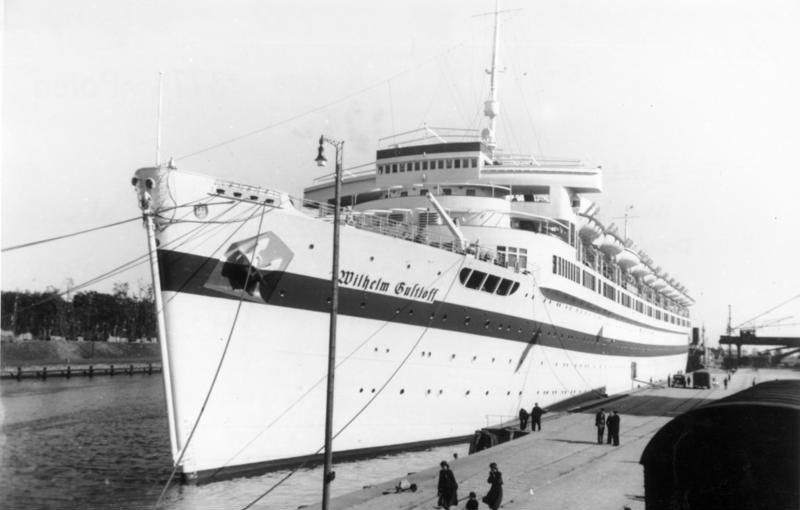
597, 233, 623, 256
578, 216, 603, 241
616, 248, 640, 269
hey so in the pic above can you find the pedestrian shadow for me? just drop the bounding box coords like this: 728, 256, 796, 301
548, 439, 598, 445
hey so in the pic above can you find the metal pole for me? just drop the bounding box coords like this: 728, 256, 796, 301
321, 139, 343, 510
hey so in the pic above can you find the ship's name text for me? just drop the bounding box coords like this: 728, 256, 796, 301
338, 270, 440, 303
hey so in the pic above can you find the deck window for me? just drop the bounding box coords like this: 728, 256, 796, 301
454, 159, 461, 169
392, 164, 397, 173
466, 270, 488, 289
443, 188, 452, 196
466, 189, 476, 196
414, 161, 420, 171
481, 274, 501, 293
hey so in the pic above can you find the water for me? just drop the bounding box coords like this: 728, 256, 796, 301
0, 376, 468, 510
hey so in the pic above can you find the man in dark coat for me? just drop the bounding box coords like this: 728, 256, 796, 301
607, 410, 621, 446
594, 408, 606, 444
482, 462, 503, 510
530, 403, 544, 431
437, 461, 458, 509
518, 407, 529, 430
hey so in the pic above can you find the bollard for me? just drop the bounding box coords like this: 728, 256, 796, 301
88, 365, 94, 378
148, 363, 153, 375
16, 366, 22, 381
66, 366, 71, 378
42, 366, 47, 380
128, 364, 134, 376
110, 364, 115, 376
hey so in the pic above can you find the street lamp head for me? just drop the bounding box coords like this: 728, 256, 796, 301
315, 135, 328, 167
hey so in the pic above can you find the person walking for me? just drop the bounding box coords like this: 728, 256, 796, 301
594, 408, 606, 444
482, 462, 503, 510
518, 407, 529, 430
607, 410, 621, 446
530, 403, 543, 431
437, 461, 458, 509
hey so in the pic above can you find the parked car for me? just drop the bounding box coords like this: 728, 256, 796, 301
672, 374, 687, 388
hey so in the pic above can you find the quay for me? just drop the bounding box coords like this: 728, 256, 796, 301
0, 362, 162, 380
306, 368, 790, 510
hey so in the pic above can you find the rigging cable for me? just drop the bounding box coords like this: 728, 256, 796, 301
172, 41, 469, 164
236, 255, 468, 510
733, 293, 800, 330
206, 254, 468, 479
1, 216, 141, 253
11, 196, 240, 315
152, 202, 270, 510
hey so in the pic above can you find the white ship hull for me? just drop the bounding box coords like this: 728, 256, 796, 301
135, 167, 689, 482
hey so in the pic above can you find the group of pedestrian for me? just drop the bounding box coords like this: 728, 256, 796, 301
518, 403, 544, 431
437, 461, 503, 510
594, 408, 621, 446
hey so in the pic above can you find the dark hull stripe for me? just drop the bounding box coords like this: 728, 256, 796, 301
158, 249, 688, 358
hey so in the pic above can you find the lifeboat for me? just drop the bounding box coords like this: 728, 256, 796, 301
597, 233, 623, 256
616, 247, 640, 269
630, 263, 651, 277
651, 277, 668, 290
642, 274, 657, 285
578, 216, 603, 241
663, 286, 680, 298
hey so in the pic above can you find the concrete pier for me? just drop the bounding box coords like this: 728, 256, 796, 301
307, 368, 780, 510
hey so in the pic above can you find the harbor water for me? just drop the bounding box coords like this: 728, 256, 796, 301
0, 375, 468, 510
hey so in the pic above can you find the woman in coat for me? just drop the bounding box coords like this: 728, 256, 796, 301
482, 462, 503, 510
437, 461, 458, 509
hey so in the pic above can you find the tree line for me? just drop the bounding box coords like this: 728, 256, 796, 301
1, 282, 156, 342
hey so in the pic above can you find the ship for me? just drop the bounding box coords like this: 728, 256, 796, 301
131, 9, 693, 484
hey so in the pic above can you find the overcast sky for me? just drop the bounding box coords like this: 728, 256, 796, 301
3, 0, 799, 343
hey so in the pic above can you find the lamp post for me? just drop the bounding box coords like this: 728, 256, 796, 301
314, 134, 344, 510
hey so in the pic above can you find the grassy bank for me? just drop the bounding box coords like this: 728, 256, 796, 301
1, 339, 161, 368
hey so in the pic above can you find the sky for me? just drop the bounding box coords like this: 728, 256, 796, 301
3, 0, 799, 344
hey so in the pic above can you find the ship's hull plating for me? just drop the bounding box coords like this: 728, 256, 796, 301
141, 168, 689, 482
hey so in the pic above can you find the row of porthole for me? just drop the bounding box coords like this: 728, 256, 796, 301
355, 388, 588, 397
358, 388, 525, 396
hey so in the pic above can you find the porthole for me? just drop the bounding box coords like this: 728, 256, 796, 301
451, 354, 456, 359
442, 314, 448, 321
427, 389, 432, 394
406, 264, 411, 269
371, 388, 376, 393
359, 388, 364, 393
370, 256, 375, 261
326, 297, 331, 304
308, 244, 315, 249
279, 290, 285, 298
400, 389, 405, 395
485, 391, 490, 395
438, 389, 444, 395
361, 302, 366, 309
466, 390, 471, 395
409, 310, 414, 316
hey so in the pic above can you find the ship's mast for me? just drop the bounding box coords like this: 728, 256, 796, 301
483, 0, 502, 156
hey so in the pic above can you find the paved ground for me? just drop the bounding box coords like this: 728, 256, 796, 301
304, 368, 774, 510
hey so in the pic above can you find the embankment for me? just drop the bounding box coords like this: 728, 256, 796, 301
1, 339, 161, 367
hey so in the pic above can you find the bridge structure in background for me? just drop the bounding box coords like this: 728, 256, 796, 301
718, 330, 800, 365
